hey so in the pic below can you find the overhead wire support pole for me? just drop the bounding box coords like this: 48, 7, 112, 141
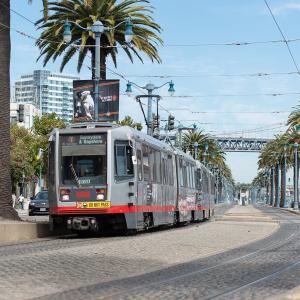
126, 81, 175, 136
136, 95, 161, 129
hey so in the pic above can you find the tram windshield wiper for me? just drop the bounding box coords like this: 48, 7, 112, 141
69, 163, 80, 187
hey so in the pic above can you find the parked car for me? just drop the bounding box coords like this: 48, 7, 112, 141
29, 191, 49, 216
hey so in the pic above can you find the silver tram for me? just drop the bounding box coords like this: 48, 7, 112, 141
48, 123, 215, 233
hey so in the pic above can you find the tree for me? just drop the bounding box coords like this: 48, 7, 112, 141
10, 124, 37, 191
287, 106, 300, 130
35, 0, 162, 79
118, 115, 142, 131
0, 0, 17, 219
33, 113, 66, 179
0, 0, 49, 219
181, 130, 234, 183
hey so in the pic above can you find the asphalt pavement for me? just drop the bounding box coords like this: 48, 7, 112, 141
1, 204, 296, 299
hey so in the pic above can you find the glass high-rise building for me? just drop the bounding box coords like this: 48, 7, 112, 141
14, 70, 79, 122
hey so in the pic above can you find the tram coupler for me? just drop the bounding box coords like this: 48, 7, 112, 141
67, 217, 98, 232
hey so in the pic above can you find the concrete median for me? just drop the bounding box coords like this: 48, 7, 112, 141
0, 221, 52, 243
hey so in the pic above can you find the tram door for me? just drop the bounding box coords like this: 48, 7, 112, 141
161, 153, 169, 225
136, 143, 145, 228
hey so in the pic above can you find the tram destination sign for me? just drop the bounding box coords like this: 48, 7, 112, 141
61, 134, 106, 146
73, 79, 120, 122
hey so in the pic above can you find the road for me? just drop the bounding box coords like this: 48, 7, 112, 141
1, 205, 300, 299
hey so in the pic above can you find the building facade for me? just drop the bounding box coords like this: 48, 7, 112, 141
10, 103, 40, 129
14, 70, 79, 122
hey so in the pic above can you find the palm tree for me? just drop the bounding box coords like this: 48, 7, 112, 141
35, 0, 162, 79
287, 105, 300, 130
118, 115, 142, 130
0, 0, 17, 219
181, 130, 234, 184
0, 0, 48, 220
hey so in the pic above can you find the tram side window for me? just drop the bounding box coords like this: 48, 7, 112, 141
203, 172, 208, 194
115, 142, 134, 180
137, 149, 143, 181
162, 157, 168, 185
188, 164, 192, 188
183, 163, 188, 187
195, 169, 202, 190
142, 145, 150, 181
190, 165, 195, 189
168, 155, 173, 185
154, 151, 161, 183
149, 148, 155, 182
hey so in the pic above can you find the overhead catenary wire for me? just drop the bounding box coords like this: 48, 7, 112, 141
264, 0, 300, 75
168, 108, 291, 114
4, 3, 293, 135
5, 2, 300, 49
121, 71, 300, 78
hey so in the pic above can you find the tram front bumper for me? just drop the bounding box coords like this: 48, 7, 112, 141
67, 217, 98, 231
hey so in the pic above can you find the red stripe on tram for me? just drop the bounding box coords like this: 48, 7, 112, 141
50, 204, 209, 215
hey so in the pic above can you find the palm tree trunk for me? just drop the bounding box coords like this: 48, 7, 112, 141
0, 0, 19, 220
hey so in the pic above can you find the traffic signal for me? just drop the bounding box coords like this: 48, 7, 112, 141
18, 104, 24, 122
153, 114, 160, 129
168, 114, 175, 131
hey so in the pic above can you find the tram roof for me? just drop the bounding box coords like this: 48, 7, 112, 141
50, 123, 211, 173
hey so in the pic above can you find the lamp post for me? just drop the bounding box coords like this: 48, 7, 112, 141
194, 142, 199, 160
126, 81, 175, 136
294, 142, 299, 211
282, 143, 288, 208
270, 166, 275, 206
275, 161, 280, 208
64, 18, 133, 121
203, 142, 208, 165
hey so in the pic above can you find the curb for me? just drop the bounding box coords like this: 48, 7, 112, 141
215, 217, 278, 223
0, 222, 52, 244
280, 208, 300, 216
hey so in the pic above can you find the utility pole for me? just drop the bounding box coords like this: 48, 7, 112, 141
126, 81, 175, 136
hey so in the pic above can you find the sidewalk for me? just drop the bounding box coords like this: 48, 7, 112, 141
217, 204, 277, 223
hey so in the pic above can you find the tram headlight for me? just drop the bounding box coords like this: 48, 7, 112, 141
96, 194, 105, 201
60, 189, 71, 201
62, 194, 70, 201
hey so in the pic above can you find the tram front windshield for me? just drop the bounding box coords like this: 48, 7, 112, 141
60, 134, 107, 186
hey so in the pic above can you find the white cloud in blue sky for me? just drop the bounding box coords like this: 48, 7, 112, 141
9, 0, 300, 182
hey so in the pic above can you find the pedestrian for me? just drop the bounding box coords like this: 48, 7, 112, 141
12, 193, 16, 208
18, 194, 24, 210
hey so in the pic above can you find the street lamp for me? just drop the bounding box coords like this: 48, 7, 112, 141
270, 165, 275, 206
194, 142, 199, 160
265, 169, 270, 205
126, 81, 175, 135
282, 143, 288, 208
203, 142, 208, 165
63, 18, 134, 121
275, 161, 280, 208
294, 142, 299, 211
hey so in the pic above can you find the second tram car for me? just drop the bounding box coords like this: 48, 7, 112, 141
48, 123, 215, 233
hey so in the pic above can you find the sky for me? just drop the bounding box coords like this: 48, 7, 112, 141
8, 0, 300, 183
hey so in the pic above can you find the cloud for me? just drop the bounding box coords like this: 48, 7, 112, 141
272, 2, 300, 15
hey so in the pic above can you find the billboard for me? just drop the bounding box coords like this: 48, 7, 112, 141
73, 80, 120, 122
